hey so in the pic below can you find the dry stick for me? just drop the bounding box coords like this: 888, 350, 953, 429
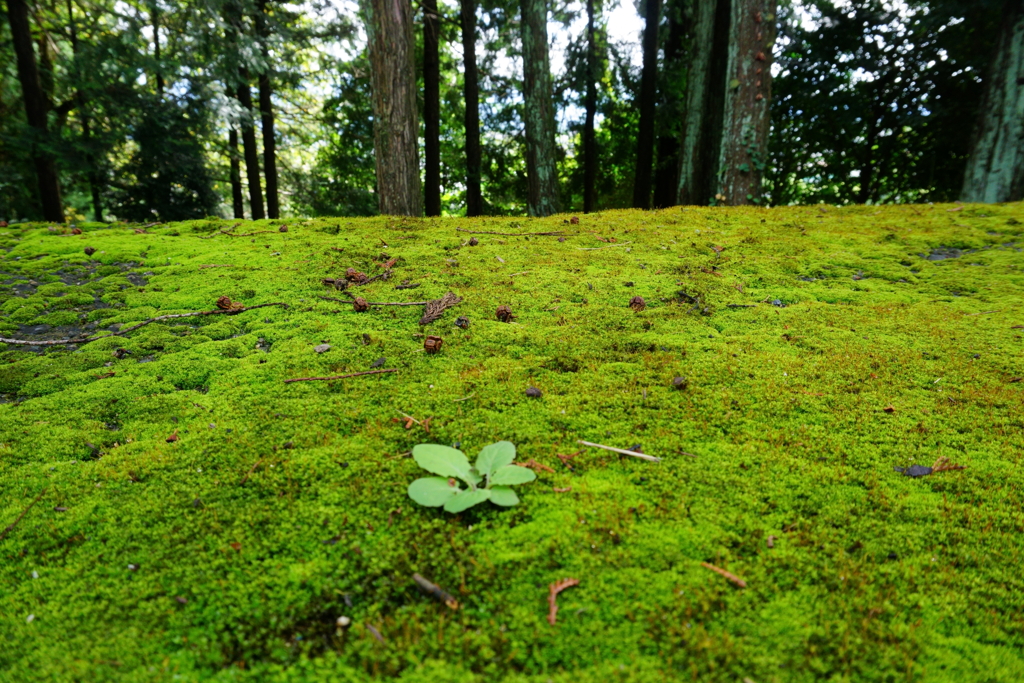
199, 264, 234, 269
284, 368, 397, 384
701, 562, 747, 588
197, 222, 242, 238
0, 488, 46, 542
577, 440, 661, 462
0, 303, 288, 347
318, 295, 426, 307
547, 578, 580, 625
239, 460, 263, 486
964, 310, 1000, 316
577, 242, 632, 250
412, 573, 459, 610
455, 228, 566, 236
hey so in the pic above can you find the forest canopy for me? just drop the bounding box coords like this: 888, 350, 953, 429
0, 0, 1018, 222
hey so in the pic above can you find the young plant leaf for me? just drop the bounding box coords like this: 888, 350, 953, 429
413, 444, 475, 483
490, 464, 537, 486
489, 486, 520, 507
443, 488, 491, 513
407, 477, 460, 507
475, 441, 516, 478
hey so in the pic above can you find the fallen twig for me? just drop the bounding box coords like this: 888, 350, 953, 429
701, 562, 747, 588
577, 242, 632, 250
0, 488, 46, 542
239, 459, 263, 486
452, 393, 476, 402
199, 264, 234, 269
456, 228, 566, 236
197, 223, 242, 238
412, 573, 459, 609
548, 578, 580, 625
284, 369, 397, 384
964, 310, 1000, 316
577, 440, 661, 462
419, 291, 462, 325
519, 458, 555, 474
0, 302, 287, 347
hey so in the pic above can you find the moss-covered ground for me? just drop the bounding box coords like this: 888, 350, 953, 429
0, 204, 1022, 682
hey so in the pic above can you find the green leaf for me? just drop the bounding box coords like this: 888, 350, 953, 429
413, 444, 475, 483
490, 465, 536, 486
489, 486, 520, 507
475, 441, 516, 478
443, 488, 491, 513
408, 477, 459, 507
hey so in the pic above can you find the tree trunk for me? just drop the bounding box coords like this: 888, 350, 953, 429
67, 0, 102, 221
461, 0, 484, 216
236, 76, 265, 220
716, 0, 777, 206
521, 0, 560, 216
362, 0, 422, 216
152, 6, 164, 96
7, 0, 63, 221
632, 0, 661, 209
256, 0, 279, 218
229, 129, 245, 219
423, 0, 442, 216
677, 0, 730, 205
962, 0, 1024, 203
583, 0, 598, 213
653, 0, 687, 209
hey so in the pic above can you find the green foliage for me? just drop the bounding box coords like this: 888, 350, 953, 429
408, 441, 535, 512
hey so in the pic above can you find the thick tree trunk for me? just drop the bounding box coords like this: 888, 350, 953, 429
632, 0, 661, 209
256, 0, 279, 218
583, 0, 598, 213
521, 0, 560, 217
362, 0, 422, 216
236, 77, 265, 220
229, 129, 245, 219
677, 0, 730, 205
461, 0, 484, 216
8, 0, 63, 221
652, 0, 686, 209
152, 6, 164, 96
962, 0, 1024, 203
716, 0, 777, 206
423, 0, 442, 216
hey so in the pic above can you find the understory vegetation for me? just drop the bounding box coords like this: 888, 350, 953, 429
0, 204, 1022, 682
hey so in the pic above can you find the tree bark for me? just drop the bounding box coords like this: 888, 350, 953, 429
461, 0, 484, 216
632, 0, 661, 209
152, 5, 164, 96
362, 0, 422, 216
236, 77, 265, 220
423, 0, 442, 216
256, 0, 279, 218
677, 0, 731, 205
229, 129, 244, 219
653, 0, 686, 209
583, 0, 598, 213
67, 0, 102, 221
8, 0, 63, 221
716, 0, 777, 206
521, 0, 560, 216
962, 0, 1024, 203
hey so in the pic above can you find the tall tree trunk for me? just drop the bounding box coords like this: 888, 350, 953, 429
583, 0, 598, 213
962, 0, 1024, 203
423, 0, 442, 216
229, 129, 244, 219
521, 0, 560, 216
632, 0, 661, 209
652, 0, 686, 209
361, 0, 422, 216
7, 0, 63, 221
67, 0, 102, 221
857, 112, 878, 204
152, 6, 164, 96
236, 76, 265, 220
461, 0, 484, 216
716, 0, 777, 206
256, 0, 279, 218
677, 0, 730, 205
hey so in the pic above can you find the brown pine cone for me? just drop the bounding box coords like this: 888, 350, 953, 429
629, 296, 646, 312
424, 335, 443, 354
84, 247, 96, 256
345, 268, 368, 284
216, 296, 243, 311
496, 305, 514, 322
71, 227, 82, 235
352, 297, 369, 312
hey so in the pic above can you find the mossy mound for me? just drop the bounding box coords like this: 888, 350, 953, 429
0, 205, 1022, 682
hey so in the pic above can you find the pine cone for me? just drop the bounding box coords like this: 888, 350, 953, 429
424, 336, 443, 354
496, 305, 514, 322
84, 247, 96, 256
352, 297, 369, 312
629, 296, 646, 312
216, 296, 243, 311
345, 268, 368, 284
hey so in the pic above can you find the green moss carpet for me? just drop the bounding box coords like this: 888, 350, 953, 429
0, 204, 1022, 682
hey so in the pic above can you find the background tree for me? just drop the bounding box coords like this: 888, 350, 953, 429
461, 0, 484, 216
632, 0, 661, 208
521, 0, 560, 216
423, 0, 442, 216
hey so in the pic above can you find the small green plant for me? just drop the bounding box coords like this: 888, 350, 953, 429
407, 441, 536, 513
